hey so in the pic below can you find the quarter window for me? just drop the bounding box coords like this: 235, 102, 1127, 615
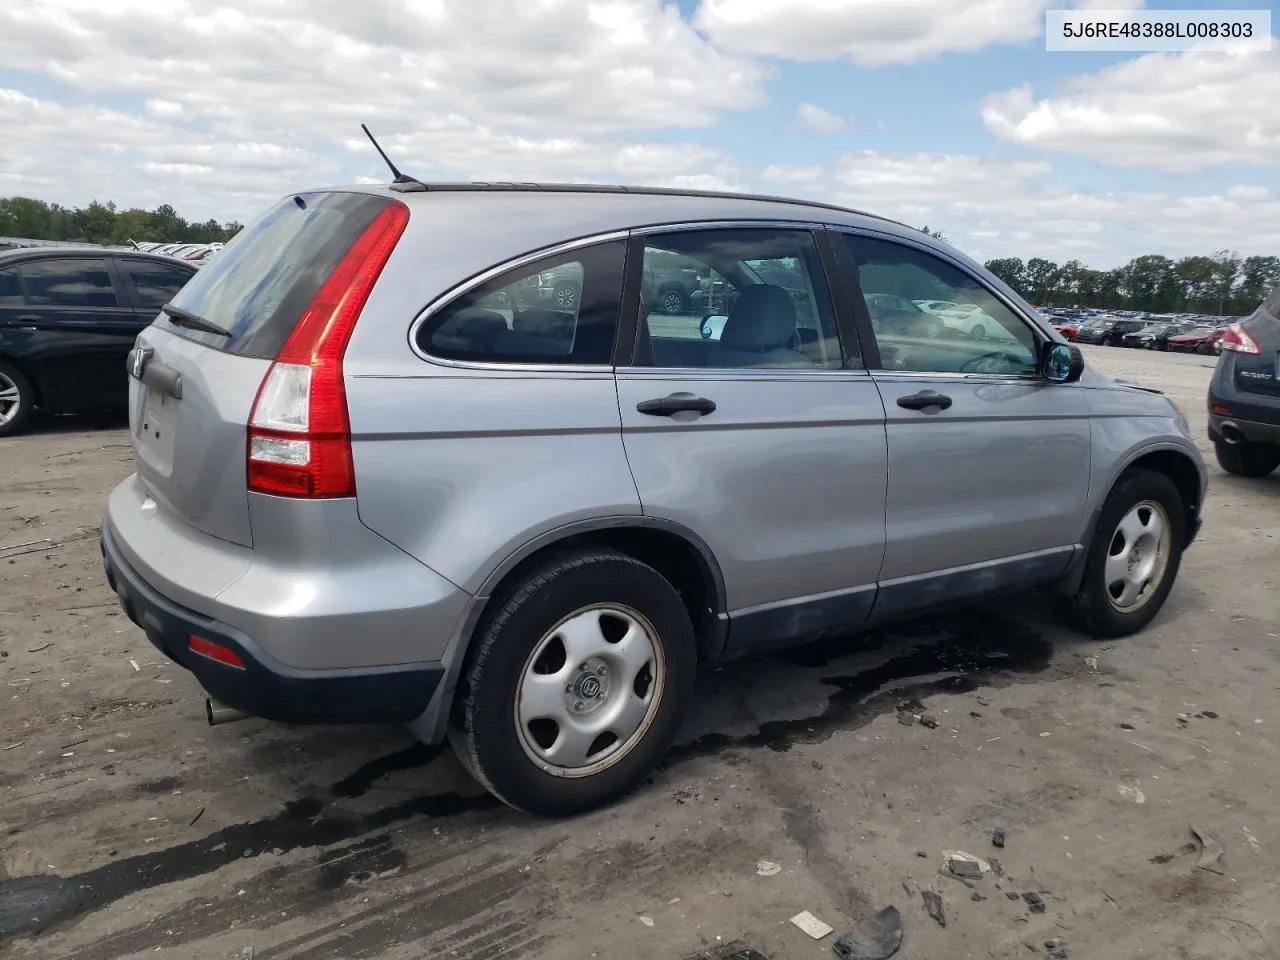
840, 235, 1039, 376
636, 229, 843, 370
420, 240, 625, 365
18, 258, 121, 309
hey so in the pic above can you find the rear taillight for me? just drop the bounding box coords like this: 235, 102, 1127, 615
247, 200, 409, 498
1219, 323, 1260, 355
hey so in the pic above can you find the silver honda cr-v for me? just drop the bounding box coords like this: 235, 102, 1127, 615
101, 180, 1207, 816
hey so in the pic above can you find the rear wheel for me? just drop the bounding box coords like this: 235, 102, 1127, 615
0, 361, 36, 438
449, 549, 697, 816
659, 289, 686, 315
1214, 439, 1280, 478
552, 282, 580, 311
1053, 468, 1185, 638
969, 324, 986, 340
1100, 336, 1114, 347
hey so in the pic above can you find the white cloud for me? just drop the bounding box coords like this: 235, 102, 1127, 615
983, 46, 1280, 172
796, 103, 848, 133
694, 0, 1126, 66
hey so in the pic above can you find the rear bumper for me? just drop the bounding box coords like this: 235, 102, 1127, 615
1209, 414, 1280, 445
101, 521, 445, 725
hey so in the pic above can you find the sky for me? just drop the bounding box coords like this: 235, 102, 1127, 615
0, 0, 1277, 268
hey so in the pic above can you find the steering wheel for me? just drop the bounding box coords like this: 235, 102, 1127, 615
960, 351, 1022, 375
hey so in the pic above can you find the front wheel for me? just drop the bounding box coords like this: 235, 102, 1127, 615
659, 290, 686, 315
0, 361, 36, 438
969, 324, 986, 341
1053, 468, 1185, 638
1214, 439, 1280, 478
449, 549, 697, 816
1100, 336, 1114, 347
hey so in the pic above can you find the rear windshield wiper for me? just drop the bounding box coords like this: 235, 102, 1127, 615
161, 303, 232, 338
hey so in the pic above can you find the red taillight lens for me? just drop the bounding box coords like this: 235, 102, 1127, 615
1219, 323, 1261, 355
188, 634, 246, 669
247, 201, 409, 498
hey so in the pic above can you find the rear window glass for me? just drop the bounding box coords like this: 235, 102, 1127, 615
159, 191, 389, 359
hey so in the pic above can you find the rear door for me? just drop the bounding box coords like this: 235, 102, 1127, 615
833, 230, 1090, 618
13, 255, 138, 410
616, 225, 887, 657
128, 191, 394, 546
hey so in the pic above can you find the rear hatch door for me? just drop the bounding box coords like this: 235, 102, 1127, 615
129, 190, 394, 546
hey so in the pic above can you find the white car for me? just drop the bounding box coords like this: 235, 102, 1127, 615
913, 299, 1005, 340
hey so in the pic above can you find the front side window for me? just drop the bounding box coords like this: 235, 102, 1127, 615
419, 239, 625, 365
840, 235, 1039, 376
0, 268, 22, 306
119, 259, 194, 311
18, 258, 121, 308
637, 228, 843, 370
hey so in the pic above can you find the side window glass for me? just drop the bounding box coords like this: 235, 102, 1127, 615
0, 269, 22, 306
639, 229, 842, 370
841, 235, 1039, 376
19, 258, 121, 309
420, 240, 624, 365
119, 259, 193, 311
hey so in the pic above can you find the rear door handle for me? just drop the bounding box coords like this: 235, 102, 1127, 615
896, 390, 952, 411
636, 392, 717, 417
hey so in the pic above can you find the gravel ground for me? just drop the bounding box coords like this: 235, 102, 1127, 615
1, 345, 1278, 960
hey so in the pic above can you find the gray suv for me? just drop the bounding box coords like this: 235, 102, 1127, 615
100, 183, 1207, 816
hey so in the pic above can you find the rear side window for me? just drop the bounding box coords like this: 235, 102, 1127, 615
0, 268, 22, 305
160, 191, 390, 359
19, 258, 121, 308
418, 240, 626, 365
119, 259, 194, 311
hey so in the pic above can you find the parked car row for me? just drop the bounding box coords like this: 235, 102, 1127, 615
129, 240, 223, 265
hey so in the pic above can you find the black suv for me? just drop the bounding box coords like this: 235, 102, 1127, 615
0, 248, 197, 436
1208, 287, 1280, 477
1074, 317, 1150, 346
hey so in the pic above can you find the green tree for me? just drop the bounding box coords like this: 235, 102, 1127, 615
1236, 255, 1280, 312
984, 257, 1027, 296
1209, 249, 1241, 317
0, 195, 241, 245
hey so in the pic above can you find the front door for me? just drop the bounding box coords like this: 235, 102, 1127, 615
833, 231, 1091, 619
616, 225, 888, 657
14, 255, 141, 410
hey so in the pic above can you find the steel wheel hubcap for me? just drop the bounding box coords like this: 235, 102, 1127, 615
516, 604, 665, 777
1104, 499, 1171, 612
556, 288, 577, 309
0, 372, 20, 425
663, 293, 682, 313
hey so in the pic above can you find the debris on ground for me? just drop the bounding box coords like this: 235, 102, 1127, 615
1199, 711, 1218, 719
921, 890, 946, 927
897, 710, 915, 726
1117, 785, 1145, 804
1177, 713, 1192, 725
1190, 825, 1225, 874
790, 910, 834, 940
756, 860, 781, 877
1242, 826, 1261, 853
1044, 937, 1069, 959
988, 857, 1004, 877
26, 642, 52, 653
971, 892, 986, 902
1006, 891, 1020, 900
919, 711, 939, 729
942, 851, 990, 879
1021, 892, 1047, 914
639, 915, 655, 927
992, 828, 1006, 848
832, 905, 902, 960
1084, 655, 1098, 670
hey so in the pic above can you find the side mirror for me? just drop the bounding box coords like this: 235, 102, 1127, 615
1042, 342, 1085, 383
700, 315, 729, 341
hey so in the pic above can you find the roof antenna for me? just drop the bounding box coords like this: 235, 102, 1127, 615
361, 124, 424, 189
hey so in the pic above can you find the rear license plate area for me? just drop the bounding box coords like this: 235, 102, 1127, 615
137, 387, 176, 463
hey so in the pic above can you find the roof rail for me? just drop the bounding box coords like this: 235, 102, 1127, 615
386, 180, 908, 230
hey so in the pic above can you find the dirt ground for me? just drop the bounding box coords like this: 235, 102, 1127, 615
2, 345, 1278, 960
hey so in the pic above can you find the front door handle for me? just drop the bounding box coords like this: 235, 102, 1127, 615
636, 392, 717, 417
896, 390, 953, 411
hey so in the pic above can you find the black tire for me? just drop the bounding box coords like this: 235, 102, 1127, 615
1053, 468, 1185, 639
1100, 336, 1114, 347
969, 325, 986, 340
449, 549, 697, 817
0, 359, 36, 438
1214, 439, 1280, 478
659, 288, 686, 315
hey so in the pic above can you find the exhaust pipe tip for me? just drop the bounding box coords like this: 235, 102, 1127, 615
206, 697, 251, 726
1220, 424, 1244, 445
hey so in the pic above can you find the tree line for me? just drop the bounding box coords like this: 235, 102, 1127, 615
982, 252, 1280, 317
0, 196, 242, 247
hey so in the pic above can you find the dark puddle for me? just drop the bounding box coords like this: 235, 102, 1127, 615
667, 608, 1054, 763
329, 743, 445, 799
0, 791, 500, 938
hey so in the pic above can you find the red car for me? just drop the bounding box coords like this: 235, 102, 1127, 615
1167, 325, 1225, 354
1052, 322, 1080, 341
